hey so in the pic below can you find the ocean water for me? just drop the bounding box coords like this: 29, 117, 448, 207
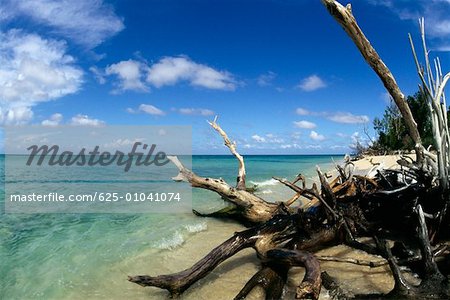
0, 155, 343, 299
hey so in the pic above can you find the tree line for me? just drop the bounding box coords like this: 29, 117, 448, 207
371, 90, 450, 152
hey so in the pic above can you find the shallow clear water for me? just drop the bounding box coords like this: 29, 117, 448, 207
0, 155, 342, 299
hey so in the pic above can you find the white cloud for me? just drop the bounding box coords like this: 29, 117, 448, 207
0, 106, 33, 125
309, 130, 325, 141
297, 75, 326, 91
251, 134, 266, 143
177, 108, 215, 116
250, 133, 284, 144
293, 120, 316, 129
257, 71, 276, 86
127, 104, 165, 116
70, 114, 104, 126
265, 133, 284, 143
105, 60, 148, 93
0, 30, 83, 125
327, 112, 369, 124
146, 56, 236, 90
295, 107, 310, 115
100, 56, 237, 92
280, 143, 301, 149
138, 104, 165, 116
42, 113, 63, 126
2, 0, 124, 48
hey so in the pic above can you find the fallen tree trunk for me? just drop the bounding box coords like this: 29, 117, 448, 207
168, 155, 281, 224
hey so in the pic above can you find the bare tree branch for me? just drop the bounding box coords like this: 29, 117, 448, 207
208, 116, 247, 190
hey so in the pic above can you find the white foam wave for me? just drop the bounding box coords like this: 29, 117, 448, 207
153, 222, 208, 250
184, 222, 207, 233
154, 231, 184, 250
249, 178, 279, 187
261, 189, 273, 194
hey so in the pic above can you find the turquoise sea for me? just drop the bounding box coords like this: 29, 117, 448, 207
0, 155, 343, 299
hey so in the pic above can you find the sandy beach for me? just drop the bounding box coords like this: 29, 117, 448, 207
351, 154, 415, 173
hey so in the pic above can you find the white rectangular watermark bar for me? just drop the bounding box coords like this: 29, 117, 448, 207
5, 125, 192, 213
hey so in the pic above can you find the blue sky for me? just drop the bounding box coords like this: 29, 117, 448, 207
1, 0, 450, 154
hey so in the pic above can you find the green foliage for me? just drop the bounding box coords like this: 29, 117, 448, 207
372, 91, 436, 151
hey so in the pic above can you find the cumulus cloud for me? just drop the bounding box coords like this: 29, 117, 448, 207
297, 75, 326, 91
1, 0, 124, 48
70, 114, 104, 126
99, 56, 237, 92
0, 30, 83, 124
293, 120, 316, 129
146, 56, 236, 90
127, 104, 165, 116
41, 113, 63, 126
177, 108, 215, 116
105, 60, 148, 93
309, 130, 325, 141
327, 112, 369, 124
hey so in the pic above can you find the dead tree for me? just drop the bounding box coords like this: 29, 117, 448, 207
128, 1, 450, 298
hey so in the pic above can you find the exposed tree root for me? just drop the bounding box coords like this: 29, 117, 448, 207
234, 265, 288, 300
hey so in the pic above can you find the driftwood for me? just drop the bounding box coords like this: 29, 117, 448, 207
128, 1, 450, 299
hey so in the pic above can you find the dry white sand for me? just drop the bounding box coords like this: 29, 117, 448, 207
352, 154, 415, 173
